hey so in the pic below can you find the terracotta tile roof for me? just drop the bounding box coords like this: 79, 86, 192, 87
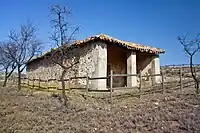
27, 34, 165, 64
75, 34, 165, 54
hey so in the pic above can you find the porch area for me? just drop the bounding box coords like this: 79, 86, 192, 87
106, 44, 161, 88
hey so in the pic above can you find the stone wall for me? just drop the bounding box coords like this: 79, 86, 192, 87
136, 52, 154, 84
136, 53, 161, 85
27, 40, 161, 89
107, 44, 127, 87
27, 41, 107, 89
137, 52, 153, 75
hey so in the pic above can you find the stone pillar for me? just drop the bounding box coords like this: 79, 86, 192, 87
151, 55, 161, 84
127, 51, 137, 87
91, 42, 107, 90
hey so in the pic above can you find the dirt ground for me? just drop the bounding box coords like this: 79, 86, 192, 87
0, 84, 200, 133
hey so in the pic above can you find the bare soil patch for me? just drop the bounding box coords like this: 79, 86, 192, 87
0, 85, 200, 133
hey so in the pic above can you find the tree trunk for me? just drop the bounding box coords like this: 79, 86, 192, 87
3, 69, 8, 87
196, 82, 199, 94
3, 75, 8, 87
190, 56, 199, 94
17, 66, 21, 90
61, 69, 68, 106
2, 65, 16, 87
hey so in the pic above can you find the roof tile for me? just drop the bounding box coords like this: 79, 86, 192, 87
27, 34, 165, 65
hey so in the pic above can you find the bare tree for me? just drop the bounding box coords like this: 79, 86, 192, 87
0, 42, 16, 86
49, 5, 79, 47
48, 5, 79, 106
178, 33, 200, 94
5, 21, 42, 90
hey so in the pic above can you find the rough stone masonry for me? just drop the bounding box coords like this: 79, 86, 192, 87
27, 34, 165, 90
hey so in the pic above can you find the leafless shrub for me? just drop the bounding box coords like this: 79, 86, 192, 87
0, 42, 16, 86
4, 21, 42, 90
48, 4, 80, 106
178, 33, 200, 94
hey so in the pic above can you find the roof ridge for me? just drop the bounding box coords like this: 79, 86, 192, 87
96, 33, 162, 50
27, 33, 165, 65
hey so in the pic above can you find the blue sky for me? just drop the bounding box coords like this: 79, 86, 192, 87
0, 0, 200, 65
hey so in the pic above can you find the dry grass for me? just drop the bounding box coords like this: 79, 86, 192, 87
0, 83, 200, 133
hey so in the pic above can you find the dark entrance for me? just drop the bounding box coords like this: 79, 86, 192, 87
107, 44, 127, 87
